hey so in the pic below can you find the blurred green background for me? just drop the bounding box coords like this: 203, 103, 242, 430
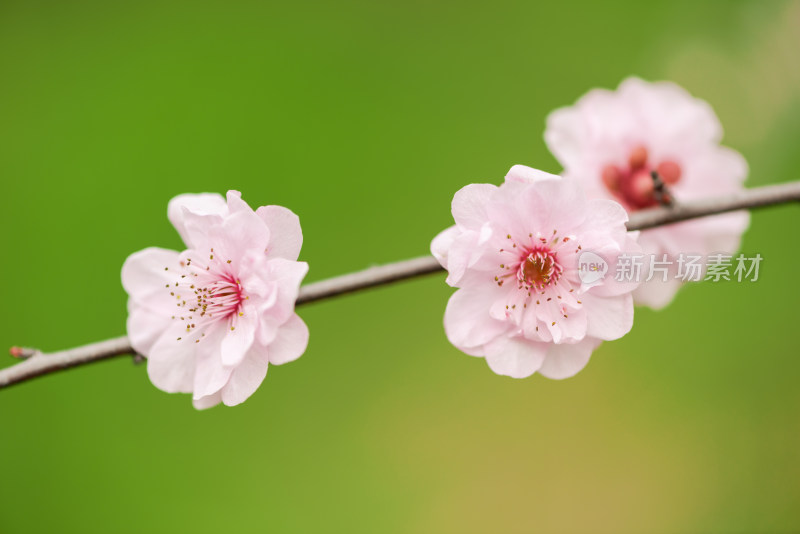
1, 1, 799, 532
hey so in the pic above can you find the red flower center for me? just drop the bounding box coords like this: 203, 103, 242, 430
517, 248, 562, 291
601, 145, 681, 210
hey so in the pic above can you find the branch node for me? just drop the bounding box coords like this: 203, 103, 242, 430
651, 170, 676, 208
9, 346, 38, 359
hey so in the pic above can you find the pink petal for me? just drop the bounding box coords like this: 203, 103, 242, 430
670, 211, 749, 256
516, 176, 588, 235
242, 270, 279, 303
444, 287, 509, 352
254, 294, 281, 347
442, 228, 493, 287
221, 346, 270, 406
504, 165, 560, 184
193, 391, 222, 410
545, 86, 634, 171
584, 233, 644, 298
146, 321, 199, 394
127, 305, 168, 355
537, 337, 602, 380
225, 190, 251, 214
192, 323, 234, 399
219, 209, 271, 260
250, 259, 308, 343
582, 199, 628, 237
632, 277, 684, 310
483, 336, 547, 378
550, 306, 588, 344
266, 258, 309, 319
268, 314, 309, 365
167, 193, 227, 247
121, 247, 182, 312
702, 212, 749, 254
181, 209, 226, 251
452, 183, 496, 230
678, 147, 748, 200
618, 77, 723, 146
430, 225, 458, 268
220, 308, 257, 367
582, 293, 634, 341
256, 205, 303, 261
236, 251, 274, 296
544, 105, 589, 171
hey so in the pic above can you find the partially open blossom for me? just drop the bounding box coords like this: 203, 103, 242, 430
122, 191, 308, 409
545, 77, 749, 308
431, 166, 641, 379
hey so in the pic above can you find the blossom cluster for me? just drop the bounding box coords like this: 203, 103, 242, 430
122, 77, 748, 408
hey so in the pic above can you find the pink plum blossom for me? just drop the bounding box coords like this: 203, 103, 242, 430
431, 166, 642, 379
545, 77, 749, 308
122, 191, 308, 409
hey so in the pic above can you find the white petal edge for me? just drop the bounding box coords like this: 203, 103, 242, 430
537, 337, 602, 380
167, 193, 227, 247
256, 205, 303, 261
268, 314, 309, 366
483, 336, 547, 379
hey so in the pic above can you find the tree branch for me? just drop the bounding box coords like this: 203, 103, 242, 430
1, 337, 132, 388
3, 181, 800, 389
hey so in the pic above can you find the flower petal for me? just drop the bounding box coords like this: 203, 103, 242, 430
121, 247, 182, 312
193, 323, 234, 399
265, 258, 308, 320
256, 205, 303, 261
268, 314, 309, 365
483, 336, 547, 378
221, 345, 270, 406
452, 183, 496, 230
544, 104, 590, 171
220, 307, 257, 367
225, 190, 251, 214
444, 287, 509, 352
618, 77, 723, 147
504, 164, 560, 184
537, 337, 602, 380
441, 225, 495, 287
582, 293, 634, 341
167, 193, 227, 247
219, 209, 271, 261
632, 277, 684, 310
127, 305, 168, 355
146, 321, 200, 394
431, 225, 458, 268
193, 391, 222, 410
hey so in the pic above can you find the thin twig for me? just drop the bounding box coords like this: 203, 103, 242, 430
628, 180, 800, 231
0, 336, 133, 388
295, 255, 443, 305
2, 180, 800, 389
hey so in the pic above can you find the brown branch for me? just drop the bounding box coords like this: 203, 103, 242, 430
2, 181, 800, 389
627, 180, 800, 231
1, 337, 133, 388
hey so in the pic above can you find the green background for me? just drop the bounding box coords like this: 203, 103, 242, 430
1, 1, 799, 532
